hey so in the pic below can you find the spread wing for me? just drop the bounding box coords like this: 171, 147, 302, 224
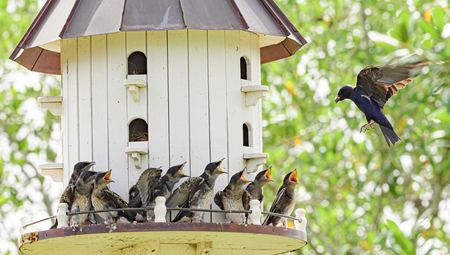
136, 167, 162, 206
263, 186, 286, 225
166, 177, 204, 208
356, 60, 425, 109
105, 190, 136, 222
242, 190, 251, 211
59, 185, 76, 210
214, 191, 224, 210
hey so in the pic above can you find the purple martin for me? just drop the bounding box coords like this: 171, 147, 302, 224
245, 166, 274, 203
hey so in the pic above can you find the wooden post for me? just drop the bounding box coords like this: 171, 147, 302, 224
154, 196, 167, 223
249, 200, 261, 225
57, 203, 69, 228
20, 216, 32, 235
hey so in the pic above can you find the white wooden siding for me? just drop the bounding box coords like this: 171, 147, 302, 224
60, 30, 264, 220
126, 31, 149, 188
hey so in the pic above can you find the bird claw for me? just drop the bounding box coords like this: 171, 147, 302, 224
360, 122, 376, 133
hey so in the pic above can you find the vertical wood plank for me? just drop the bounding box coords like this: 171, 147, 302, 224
188, 30, 210, 222
208, 30, 229, 223
91, 35, 109, 170
107, 32, 129, 199
61, 39, 70, 186
147, 31, 170, 171
67, 38, 79, 179
240, 31, 254, 156
126, 31, 148, 187
168, 30, 190, 173
77, 36, 93, 161
225, 31, 244, 180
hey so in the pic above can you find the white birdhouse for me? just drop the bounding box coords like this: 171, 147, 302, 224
13, 1, 309, 254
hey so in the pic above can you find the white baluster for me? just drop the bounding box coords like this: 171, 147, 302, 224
20, 216, 32, 235
249, 200, 261, 225
57, 203, 70, 228
154, 196, 167, 223
295, 208, 307, 232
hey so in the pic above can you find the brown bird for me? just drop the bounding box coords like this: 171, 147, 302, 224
69, 170, 98, 226
214, 168, 252, 224
263, 169, 299, 227
245, 167, 274, 203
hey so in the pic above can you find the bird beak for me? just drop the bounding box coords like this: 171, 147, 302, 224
335, 96, 341, 103
289, 169, 299, 184
217, 158, 227, 174
264, 167, 274, 182
103, 169, 115, 183
240, 167, 251, 183
179, 162, 189, 178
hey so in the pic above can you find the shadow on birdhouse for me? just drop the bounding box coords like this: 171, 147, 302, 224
128, 51, 147, 75
129, 118, 148, 142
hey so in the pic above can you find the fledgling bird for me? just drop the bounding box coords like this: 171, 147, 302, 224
214, 168, 252, 224
263, 169, 299, 227
51, 161, 95, 229
245, 166, 274, 203
145, 162, 189, 221
335, 56, 426, 147
128, 167, 163, 221
70, 170, 98, 226
91, 170, 136, 224
167, 158, 227, 223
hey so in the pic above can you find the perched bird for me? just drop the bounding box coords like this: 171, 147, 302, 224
167, 159, 227, 223
245, 166, 274, 203
145, 162, 189, 221
263, 169, 299, 227
51, 161, 95, 229
70, 170, 98, 226
335, 57, 426, 147
214, 168, 251, 224
91, 170, 136, 224
128, 167, 163, 221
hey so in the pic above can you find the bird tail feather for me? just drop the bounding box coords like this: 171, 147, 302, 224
380, 125, 403, 147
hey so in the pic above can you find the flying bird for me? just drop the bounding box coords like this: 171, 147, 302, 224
51, 161, 95, 229
128, 167, 163, 221
69, 170, 98, 226
214, 168, 252, 224
91, 170, 136, 224
145, 162, 189, 221
246, 166, 274, 203
167, 159, 227, 223
263, 169, 299, 227
335, 57, 426, 147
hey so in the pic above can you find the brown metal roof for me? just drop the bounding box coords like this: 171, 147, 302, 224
10, 0, 308, 74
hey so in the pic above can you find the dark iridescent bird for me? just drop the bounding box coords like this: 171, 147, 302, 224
128, 167, 163, 221
51, 161, 95, 229
167, 159, 227, 223
335, 57, 426, 147
69, 170, 98, 226
245, 166, 274, 203
145, 163, 189, 221
263, 169, 299, 227
91, 170, 136, 224
214, 168, 252, 224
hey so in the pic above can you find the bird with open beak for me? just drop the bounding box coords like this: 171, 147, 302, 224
214, 168, 252, 224
91, 170, 136, 224
69, 170, 98, 226
145, 162, 189, 221
128, 167, 163, 222
51, 161, 95, 229
168, 158, 227, 223
263, 169, 299, 227
335, 56, 426, 147
246, 166, 274, 203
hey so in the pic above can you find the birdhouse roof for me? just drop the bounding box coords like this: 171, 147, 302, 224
10, 0, 307, 75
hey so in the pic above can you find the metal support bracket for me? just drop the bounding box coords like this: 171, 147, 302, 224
243, 153, 269, 173
124, 79, 146, 102
125, 146, 148, 169
241, 85, 269, 107
37, 96, 62, 116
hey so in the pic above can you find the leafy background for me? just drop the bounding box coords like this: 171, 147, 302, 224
0, 0, 449, 254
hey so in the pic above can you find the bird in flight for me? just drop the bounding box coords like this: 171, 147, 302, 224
335, 56, 426, 147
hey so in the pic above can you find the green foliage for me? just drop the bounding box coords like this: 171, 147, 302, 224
263, 0, 450, 254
